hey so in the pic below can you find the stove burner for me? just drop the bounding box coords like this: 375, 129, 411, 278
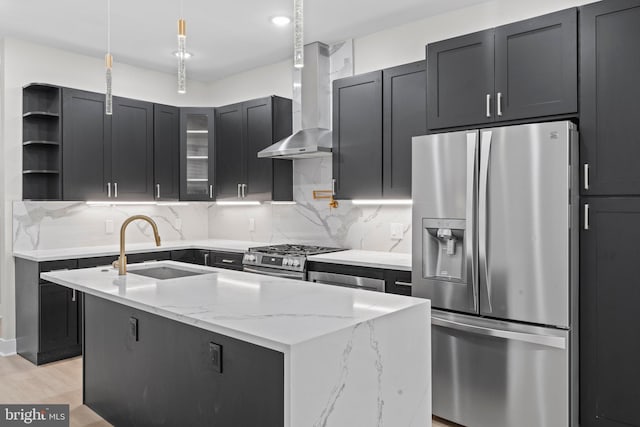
248, 244, 344, 256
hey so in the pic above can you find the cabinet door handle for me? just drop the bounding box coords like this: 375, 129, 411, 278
332, 179, 336, 195
242, 184, 247, 198
114, 182, 118, 198
107, 182, 112, 198
203, 253, 210, 266
497, 92, 503, 117
237, 184, 241, 199
209, 184, 214, 199
584, 204, 590, 230
486, 94, 491, 118
584, 164, 590, 190
221, 259, 235, 264
395, 281, 412, 287
72, 289, 76, 302
156, 184, 161, 199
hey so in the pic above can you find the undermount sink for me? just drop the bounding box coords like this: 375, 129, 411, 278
128, 264, 212, 280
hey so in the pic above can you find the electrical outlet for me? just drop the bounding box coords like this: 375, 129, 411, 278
175, 218, 182, 230
249, 218, 256, 232
390, 223, 404, 240
105, 219, 114, 234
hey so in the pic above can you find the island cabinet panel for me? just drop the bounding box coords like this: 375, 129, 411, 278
84, 295, 284, 427
580, 197, 640, 427
580, 0, 640, 196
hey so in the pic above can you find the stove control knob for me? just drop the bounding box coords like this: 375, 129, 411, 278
247, 254, 256, 262
292, 259, 300, 267
284, 258, 291, 266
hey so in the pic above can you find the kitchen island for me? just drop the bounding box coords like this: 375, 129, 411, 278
42, 261, 430, 427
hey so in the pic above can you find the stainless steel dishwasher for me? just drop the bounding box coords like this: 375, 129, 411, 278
307, 271, 385, 292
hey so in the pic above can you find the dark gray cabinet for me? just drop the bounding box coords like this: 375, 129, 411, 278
427, 8, 577, 130
15, 258, 81, 365
495, 8, 577, 121
383, 61, 426, 198
62, 88, 111, 201
111, 97, 154, 200
215, 96, 292, 201
333, 71, 383, 199
581, 197, 640, 427
307, 261, 412, 296
333, 63, 426, 199
180, 107, 215, 201
427, 30, 494, 130
62, 90, 154, 201
580, 0, 640, 196
154, 104, 180, 200
84, 294, 284, 427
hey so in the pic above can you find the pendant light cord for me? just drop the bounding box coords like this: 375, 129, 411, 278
107, 0, 111, 54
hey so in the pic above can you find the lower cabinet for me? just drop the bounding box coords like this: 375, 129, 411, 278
581, 197, 640, 427
84, 294, 284, 426
170, 250, 244, 270
15, 258, 82, 365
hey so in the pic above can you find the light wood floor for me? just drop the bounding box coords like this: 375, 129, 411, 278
0, 355, 459, 426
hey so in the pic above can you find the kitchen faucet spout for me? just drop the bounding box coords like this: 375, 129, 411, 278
113, 215, 161, 275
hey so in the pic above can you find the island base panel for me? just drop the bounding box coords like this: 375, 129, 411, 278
83, 294, 284, 427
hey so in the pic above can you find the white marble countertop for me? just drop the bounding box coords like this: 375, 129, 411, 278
308, 249, 412, 271
41, 261, 426, 352
13, 239, 273, 262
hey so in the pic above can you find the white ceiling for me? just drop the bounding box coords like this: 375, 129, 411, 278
0, 0, 489, 82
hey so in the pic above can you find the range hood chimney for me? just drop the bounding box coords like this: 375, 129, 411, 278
258, 42, 332, 159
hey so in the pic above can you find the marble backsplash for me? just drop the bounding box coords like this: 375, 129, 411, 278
12, 202, 209, 251
208, 157, 412, 252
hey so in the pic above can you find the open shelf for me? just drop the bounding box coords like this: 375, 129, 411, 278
23, 84, 62, 200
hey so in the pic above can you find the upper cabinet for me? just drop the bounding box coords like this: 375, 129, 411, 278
153, 104, 180, 200
62, 90, 154, 201
110, 97, 154, 200
333, 62, 426, 200
427, 8, 577, 130
580, 0, 640, 196
180, 107, 215, 201
383, 61, 427, 199
333, 71, 384, 200
215, 96, 292, 202
62, 88, 112, 201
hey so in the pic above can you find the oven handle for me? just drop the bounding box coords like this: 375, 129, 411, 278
243, 266, 304, 279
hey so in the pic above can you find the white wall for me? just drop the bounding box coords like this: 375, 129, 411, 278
208, 59, 293, 107
0, 37, 212, 342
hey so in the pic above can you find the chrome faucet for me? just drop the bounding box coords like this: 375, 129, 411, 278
113, 215, 161, 275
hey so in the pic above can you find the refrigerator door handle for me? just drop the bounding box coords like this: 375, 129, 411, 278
466, 132, 479, 312
479, 130, 492, 313
432, 316, 567, 350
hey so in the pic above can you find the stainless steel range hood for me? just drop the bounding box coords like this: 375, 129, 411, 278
258, 42, 332, 159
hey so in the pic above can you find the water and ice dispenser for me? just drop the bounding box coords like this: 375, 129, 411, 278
422, 219, 467, 282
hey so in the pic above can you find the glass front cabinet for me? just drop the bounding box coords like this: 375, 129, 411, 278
180, 107, 215, 201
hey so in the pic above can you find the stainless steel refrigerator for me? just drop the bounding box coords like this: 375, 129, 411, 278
412, 121, 579, 427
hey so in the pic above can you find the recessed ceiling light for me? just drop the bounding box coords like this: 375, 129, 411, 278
271, 16, 291, 26
172, 51, 193, 59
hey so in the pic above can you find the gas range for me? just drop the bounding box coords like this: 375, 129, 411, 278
242, 244, 345, 279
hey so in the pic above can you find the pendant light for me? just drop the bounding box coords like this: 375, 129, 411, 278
293, 0, 303, 68
105, 0, 113, 115
177, 0, 187, 94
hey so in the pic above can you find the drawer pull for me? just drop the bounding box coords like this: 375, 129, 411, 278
221, 259, 236, 264
395, 281, 412, 287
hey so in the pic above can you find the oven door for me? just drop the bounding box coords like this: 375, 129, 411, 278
242, 265, 305, 280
